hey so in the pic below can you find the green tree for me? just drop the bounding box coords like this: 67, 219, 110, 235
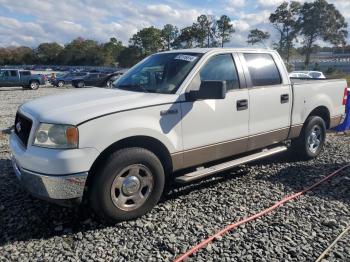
173, 26, 196, 49
36, 42, 63, 65
58, 37, 105, 65
129, 26, 163, 55
247, 29, 270, 47
269, 1, 301, 63
118, 46, 143, 68
216, 15, 234, 47
161, 24, 178, 50
192, 15, 217, 47
102, 37, 124, 66
7, 46, 36, 65
298, 0, 348, 67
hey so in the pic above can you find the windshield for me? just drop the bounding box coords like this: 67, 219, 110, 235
114, 52, 202, 94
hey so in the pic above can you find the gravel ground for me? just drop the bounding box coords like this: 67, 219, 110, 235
0, 86, 350, 261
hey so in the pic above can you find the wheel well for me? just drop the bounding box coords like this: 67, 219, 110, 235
308, 106, 330, 128
86, 136, 173, 191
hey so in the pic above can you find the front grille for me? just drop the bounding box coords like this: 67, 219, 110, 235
14, 113, 32, 147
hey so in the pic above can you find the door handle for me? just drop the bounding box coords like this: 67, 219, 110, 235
236, 99, 248, 111
280, 94, 289, 104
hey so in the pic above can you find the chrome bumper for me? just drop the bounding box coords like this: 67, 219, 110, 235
11, 155, 88, 201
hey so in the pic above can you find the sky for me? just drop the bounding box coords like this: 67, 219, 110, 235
0, 0, 349, 48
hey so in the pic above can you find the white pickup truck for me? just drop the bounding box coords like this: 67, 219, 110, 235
10, 48, 347, 222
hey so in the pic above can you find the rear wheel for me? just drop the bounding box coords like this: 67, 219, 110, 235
89, 147, 165, 222
29, 81, 39, 90
291, 116, 326, 159
57, 81, 64, 87
76, 81, 85, 88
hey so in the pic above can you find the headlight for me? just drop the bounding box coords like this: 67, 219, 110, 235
33, 123, 78, 149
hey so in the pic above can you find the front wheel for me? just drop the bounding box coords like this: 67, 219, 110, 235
106, 80, 113, 88
291, 116, 326, 159
89, 148, 165, 222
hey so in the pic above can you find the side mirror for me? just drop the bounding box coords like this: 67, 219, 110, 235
187, 80, 226, 101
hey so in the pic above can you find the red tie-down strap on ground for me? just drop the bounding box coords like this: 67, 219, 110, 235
173, 163, 350, 262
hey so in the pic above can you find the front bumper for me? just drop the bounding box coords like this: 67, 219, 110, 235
9, 129, 99, 203
11, 155, 88, 201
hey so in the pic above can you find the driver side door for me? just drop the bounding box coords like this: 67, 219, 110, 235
177, 53, 249, 169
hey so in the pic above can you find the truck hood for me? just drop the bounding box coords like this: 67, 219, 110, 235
20, 88, 178, 125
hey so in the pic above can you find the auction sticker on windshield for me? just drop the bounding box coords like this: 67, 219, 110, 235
174, 54, 198, 62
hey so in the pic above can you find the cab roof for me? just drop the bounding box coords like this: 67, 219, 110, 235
161, 47, 275, 54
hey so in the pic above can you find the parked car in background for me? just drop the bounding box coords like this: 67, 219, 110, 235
289, 71, 326, 79
10, 48, 347, 222
52, 72, 88, 87
0, 69, 46, 89
71, 71, 125, 88
289, 72, 312, 78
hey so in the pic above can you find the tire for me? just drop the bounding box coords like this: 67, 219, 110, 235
76, 81, 85, 88
89, 147, 165, 222
106, 80, 113, 88
29, 80, 39, 90
291, 116, 326, 160
57, 81, 64, 87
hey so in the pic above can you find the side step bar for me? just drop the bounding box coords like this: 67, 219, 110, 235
175, 145, 288, 183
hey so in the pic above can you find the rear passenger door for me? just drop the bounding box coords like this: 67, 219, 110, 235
85, 74, 100, 86
239, 52, 291, 151
179, 53, 249, 169
8, 70, 19, 86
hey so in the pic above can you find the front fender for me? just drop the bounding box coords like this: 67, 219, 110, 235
78, 103, 183, 155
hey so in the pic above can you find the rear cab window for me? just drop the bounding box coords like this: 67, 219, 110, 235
243, 53, 282, 87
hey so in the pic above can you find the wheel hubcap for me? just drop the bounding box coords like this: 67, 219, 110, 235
110, 164, 154, 211
122, 176, 141, 196
307, 125, 322, 153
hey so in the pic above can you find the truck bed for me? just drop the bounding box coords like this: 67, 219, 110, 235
290, 78, 347, 127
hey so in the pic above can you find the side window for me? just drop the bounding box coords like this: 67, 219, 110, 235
2, 71, 9, 77
20, 71, 30, 76
309, 72, 320, 78
199, 54, 240, 91
10, 70, 17, 77
243, 53, 282, 86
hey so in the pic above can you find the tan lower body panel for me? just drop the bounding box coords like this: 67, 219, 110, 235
330, 115, 342, 128
172, 116, 342, 171
247, 128, 289, 151
172, 127, 289, 171
171, 137, 248, 171
288, 115, 342, 140
288, 124, 303, 139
